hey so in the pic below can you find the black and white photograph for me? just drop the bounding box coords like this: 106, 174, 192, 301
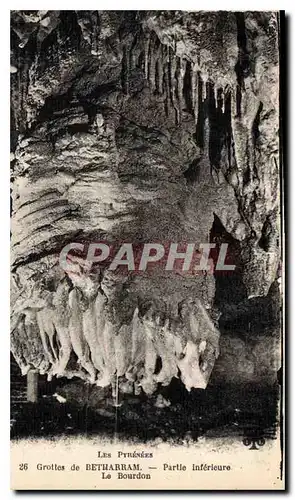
9, 9, 285, 490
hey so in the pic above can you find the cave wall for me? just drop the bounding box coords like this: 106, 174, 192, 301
10, 11, 281, 392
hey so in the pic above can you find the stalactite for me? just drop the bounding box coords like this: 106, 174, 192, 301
162, 45, 170, 117
141, 336, 157, 395
167, 46, 173, 116
16, 54, 22, 132
251, 101, 263, 182
82, 300, 105, 373
121, 45, 129, 95
214, 86, 218, 109
94, 291, 111, 387
230, 87, 244, 175
193, 69, 199, 124
201, 79, 212, 160
236, 84, 242, 118
148, 33, 158, 92
128, 32, 139, 72
68, 288, 96, 383
183, 59, 193, 114
22, 61, 30, 128
12, 318, 30, 375
11, 274, 220, 394
218, 87, 225, 114
231, 86, 237, 121
195, 73, 205, 149
50, 281, 72, 376
178, 342, 207, 391
155, 60, 160, 94
102, 318, 117, 380
224, 90, 232, 169
129, 45, 136, 71
208, 81, 228, 177
90, 12, 100, 56
244, 136, 253, 187
52, 317, 72, 376
169, 51, 180, 125
191, 64, 198, 114
178, 57, 186, 115
175, 57, 182, 124
10, 10, 281, 415
114, 324, 132, 377
143, 31, 150, 80
36, 308, 58, 368
155, 51, 163, 94
129, 307, 146, 368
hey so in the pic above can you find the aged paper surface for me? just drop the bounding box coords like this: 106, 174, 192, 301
10, 10, 284, 490
11, 438, 283, 490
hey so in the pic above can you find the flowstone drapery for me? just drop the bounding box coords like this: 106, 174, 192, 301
10, 11, 280, 395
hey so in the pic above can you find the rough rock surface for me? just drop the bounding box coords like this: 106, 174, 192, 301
10, 11, 281, 394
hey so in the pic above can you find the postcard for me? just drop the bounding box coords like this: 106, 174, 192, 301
10, 9, 285, 490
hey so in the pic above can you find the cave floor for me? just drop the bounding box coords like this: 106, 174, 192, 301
11, 375, 280, 444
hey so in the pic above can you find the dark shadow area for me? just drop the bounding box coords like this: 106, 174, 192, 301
11, 364, 279, 445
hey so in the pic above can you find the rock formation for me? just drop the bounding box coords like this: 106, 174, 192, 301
10, 11, 281, 395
